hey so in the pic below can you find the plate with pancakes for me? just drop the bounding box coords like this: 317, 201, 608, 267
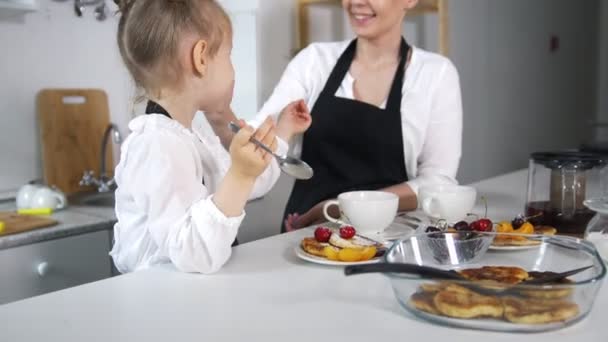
490, 216, 557, 250
296, 226, 386, 266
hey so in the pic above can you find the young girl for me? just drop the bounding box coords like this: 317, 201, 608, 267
110, 0, 298, 274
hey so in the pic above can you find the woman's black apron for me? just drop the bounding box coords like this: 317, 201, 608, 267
145, 101, 239, 246
282, 38, 411, 232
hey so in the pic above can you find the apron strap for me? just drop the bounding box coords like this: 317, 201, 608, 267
320, 39, 358, 97
145, 100, 172, 118
385, 39, 410, 112
318, 38, 410, 113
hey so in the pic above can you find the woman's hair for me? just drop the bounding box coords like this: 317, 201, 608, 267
116, 0, 231, 98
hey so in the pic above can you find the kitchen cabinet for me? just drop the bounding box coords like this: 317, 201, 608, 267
0, 230, 112, 305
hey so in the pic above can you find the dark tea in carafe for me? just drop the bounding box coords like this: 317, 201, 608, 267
526, 151, 607, 237
525, 201, 595, 236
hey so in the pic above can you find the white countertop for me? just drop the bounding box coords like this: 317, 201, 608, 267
0, 169, 605, 341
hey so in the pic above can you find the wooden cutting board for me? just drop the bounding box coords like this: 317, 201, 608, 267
0, 212, 58, 236
37, 89, 113, 195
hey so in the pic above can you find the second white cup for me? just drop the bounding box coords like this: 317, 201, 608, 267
418, 184, 477, 223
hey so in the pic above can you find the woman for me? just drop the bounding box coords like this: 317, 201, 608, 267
255, 0, 463, 231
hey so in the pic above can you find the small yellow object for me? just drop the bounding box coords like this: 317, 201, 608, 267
0, 221, 5, 234
17, 208, 53, 216
359, 246, 377, 261
514, 222, 534, 235
496, 222, 514, 233
338, 248, 365, 262
323, 246, 340, 261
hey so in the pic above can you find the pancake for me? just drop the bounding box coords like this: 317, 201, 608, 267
328, 233, 379, 249
493, 235, 540, 246
458, 266, 529, 285
519, 272, 574, 299
433, 284, 504, 319
410, 291, 440, 315
300, 237, 329, 257
502, 297, 579, 324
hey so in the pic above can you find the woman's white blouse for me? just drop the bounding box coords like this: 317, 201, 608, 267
252, 40, 463, 197
110, 113, 286, 274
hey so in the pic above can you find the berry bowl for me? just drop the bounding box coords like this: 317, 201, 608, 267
421, 231, 494, 265
374, 233, 607, 332
415, 219, 496, 265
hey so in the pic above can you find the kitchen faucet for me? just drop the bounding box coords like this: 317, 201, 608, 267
80, 123, 122, 192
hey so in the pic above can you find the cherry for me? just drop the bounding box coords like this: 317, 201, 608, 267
472, 218, 493, 232
339, 226, 356, 239
454, 221, 471, 231
314, 227, 332, 243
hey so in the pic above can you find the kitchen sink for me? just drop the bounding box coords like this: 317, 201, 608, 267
71, 192, 116, 207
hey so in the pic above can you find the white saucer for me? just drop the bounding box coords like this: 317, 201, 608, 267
361, 220, 417, 242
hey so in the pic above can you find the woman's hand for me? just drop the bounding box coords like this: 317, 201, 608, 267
276, 99, 312, 142
284, 199, 341, 232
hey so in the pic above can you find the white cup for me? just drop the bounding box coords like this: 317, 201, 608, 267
17, 184, 66, 210
16, 184, 43, 209
322, 191, 399, 234
418, 184, 477, 223
30, 187, 67, 210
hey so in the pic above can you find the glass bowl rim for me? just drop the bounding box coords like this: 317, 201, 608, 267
383, 231, 607, 287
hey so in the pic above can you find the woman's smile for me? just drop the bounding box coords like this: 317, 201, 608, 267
348, 7, 377, 27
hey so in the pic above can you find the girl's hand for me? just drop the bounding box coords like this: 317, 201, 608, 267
284, 200, 339, 232
276, 99, 312, 142
229, 117, 277, 180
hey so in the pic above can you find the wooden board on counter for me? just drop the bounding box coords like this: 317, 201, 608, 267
0, 212, 58, 236
37, 89, 113, 195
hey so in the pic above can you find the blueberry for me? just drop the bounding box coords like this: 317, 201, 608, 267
425, 226, 441, 233
512, 216, 525, 229
454, 221, 471, 231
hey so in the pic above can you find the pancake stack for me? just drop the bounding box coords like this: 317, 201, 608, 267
408, 266, 579, 325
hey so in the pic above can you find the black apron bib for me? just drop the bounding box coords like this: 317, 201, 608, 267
282, 38, 410, 232
145, 101, 239, 247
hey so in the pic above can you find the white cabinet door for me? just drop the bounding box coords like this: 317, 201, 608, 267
0, 230, 112, 305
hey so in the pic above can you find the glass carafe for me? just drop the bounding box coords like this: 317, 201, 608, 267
525, 151, 608, 236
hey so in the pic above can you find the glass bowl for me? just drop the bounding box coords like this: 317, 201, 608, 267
413, 220, 496, 265
383, 232, 606, 332
421, 231, 494, 265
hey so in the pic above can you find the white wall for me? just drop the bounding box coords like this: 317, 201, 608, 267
598, 0, 608, 139
450, 0, 599, 183
0, 0, 132, 192
0, 0, 261, 193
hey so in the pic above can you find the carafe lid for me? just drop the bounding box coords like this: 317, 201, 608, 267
531, 151, 607, 170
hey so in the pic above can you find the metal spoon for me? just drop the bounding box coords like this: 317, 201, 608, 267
229, 122, 314, 180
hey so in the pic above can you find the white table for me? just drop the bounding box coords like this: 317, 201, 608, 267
0, 170, 605, 341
